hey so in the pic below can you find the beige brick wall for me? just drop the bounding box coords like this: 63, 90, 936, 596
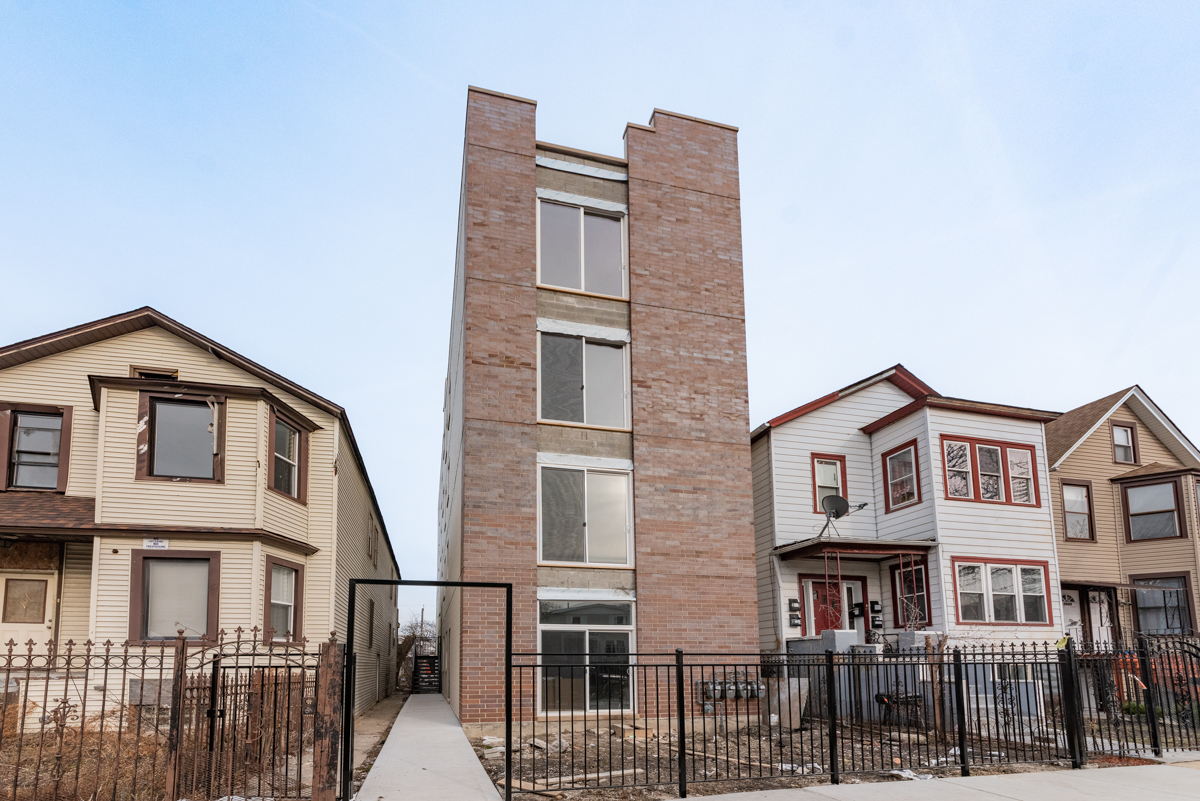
536, 424, 633, 460
536, 289, 630, 329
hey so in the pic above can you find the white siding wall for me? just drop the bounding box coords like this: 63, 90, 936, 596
870, 412, 936, 541
926, 408, 1063, 642
770, 382, 914, 543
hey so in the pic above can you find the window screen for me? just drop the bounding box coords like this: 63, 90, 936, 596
583, 342, 625, 428
152, 400, 214, 479
540, 334, 584, 423
144, 559, 209, 639
541, 468, 586, 562
539, 202, 582, 290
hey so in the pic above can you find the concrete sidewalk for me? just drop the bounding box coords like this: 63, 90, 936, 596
355, 694, 498, 801
701, 764, 1200, 800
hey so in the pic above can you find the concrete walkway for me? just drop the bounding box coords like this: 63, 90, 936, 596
701, 764, 1200, 800
355, 694, 498, 801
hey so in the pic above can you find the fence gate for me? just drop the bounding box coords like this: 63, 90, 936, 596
166, 632, 333, 801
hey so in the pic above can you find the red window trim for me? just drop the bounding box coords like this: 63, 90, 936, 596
810, 453, 848, 514
0, 403, 74, 493
881, 439, 922, 514
1110, 420, 1140, 466
1120, 476, 1189, 543
263, 554, 305, 643
889, 558, 932, 629
267, 405, 309, 505
939, 435, 1041, 508
1059, 478, 1097, 542
796, 573, 870, 637
949, 556, 1054, 627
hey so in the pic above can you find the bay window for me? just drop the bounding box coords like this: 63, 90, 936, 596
268, 406, 308, 503
1123, 480, 1184, 541
955, 560, 1049, 625
539, 333, 628, 429
137, 392, 224, 483
539, 465, 631, 566
940, 436, 1039, 506
538, 200, 626, 298
265, 556, 304, 641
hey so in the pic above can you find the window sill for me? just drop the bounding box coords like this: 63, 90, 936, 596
267, 485, 307, 506
537, 420, 632, 434
538, 562, 634, 570
537, 284, 629, 303
943, 496, 1041, 509
953, 621, 1054, 627
136, 475, 225, 485
1, 486, 63, 493
1126, 535, 1187, 544
884, 501, 921, 514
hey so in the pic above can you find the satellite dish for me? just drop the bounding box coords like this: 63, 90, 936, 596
822, 495, 850, 519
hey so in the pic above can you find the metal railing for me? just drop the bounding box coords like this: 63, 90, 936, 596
503, 638, 1200, 796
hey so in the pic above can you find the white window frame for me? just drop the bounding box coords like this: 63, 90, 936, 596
975, 444, 1005, 502
955, 561, 1049, 625
893, 564, 929, 626
886, 445, 919, 510
269, 564, 297, 642
536, 198, 629, 299
537, 463, 634, 568
273, 420, 299, 497
1113, 425, 1135, 464
537, 598, 636, 715
943, 440, 973, 499
536, 332, 631, 431
941, 437, 1040, 507
814, 457, 842, 511
1006, 447, 1035, 505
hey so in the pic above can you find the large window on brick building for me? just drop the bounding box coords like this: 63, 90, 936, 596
539, 600, 633, 712
539, 333, 628, 429
539, 465, 631, 566
538, 200, 626, 298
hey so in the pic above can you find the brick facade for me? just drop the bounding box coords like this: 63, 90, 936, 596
442, 88, 757, 726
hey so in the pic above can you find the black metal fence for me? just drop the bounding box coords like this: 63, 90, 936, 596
504, 637, 1200, 796
0, 630, 342, 801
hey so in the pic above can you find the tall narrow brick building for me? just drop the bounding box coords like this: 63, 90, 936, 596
437, 86, 756, 730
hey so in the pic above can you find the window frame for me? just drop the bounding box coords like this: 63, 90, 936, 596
263, 554, 305, 643
938, 435, 1041, 508
889, 560, 932, 629
267, 405, 308, 504
1059, 478, 1096, 542
1120, 476, 1188, 543
135, 391, 226, 484
128, 365, 179, 381
537, 463, 634, 568
535, 198, 629, 300
128, 549, 221, 644
810, 453, 848, 514
1110, 420, 1140, 465
950, 557, 1053, 627
881, 439, 922, 513
0, 403, 74, 493
1129, 571, 1196, 636
537, 598, 636, 715
536, 332, 631, 431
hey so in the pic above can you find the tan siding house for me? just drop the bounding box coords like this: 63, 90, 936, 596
0, 308, 398, 713
1046, 386, 1200, 644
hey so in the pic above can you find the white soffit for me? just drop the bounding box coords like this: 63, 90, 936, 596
537, 452, 634, 471
537, 317, 630, 343
536, 156, 628, 182
537, 587, 635, 601
536, 187, 627, 214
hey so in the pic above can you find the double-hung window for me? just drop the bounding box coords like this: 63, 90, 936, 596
268, 406, 308, 502
10, 413, 62, 489
891, 562, 930, 627
812, 454, 846, 513
538, 200, 626, 298
539, 465, 631, 566
940, 437, 1039, 506
539, 333, 628, 429
881, 441, 920, 512
539, 600, 633, 712
1061, 480, 1095, 540
265, 557, 303, 641
1123, 480, 1184, 541
1113, 424, 1137, 464
955, 561, 1049, 624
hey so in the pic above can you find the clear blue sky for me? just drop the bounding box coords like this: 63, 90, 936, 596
3, 2, 1199, 620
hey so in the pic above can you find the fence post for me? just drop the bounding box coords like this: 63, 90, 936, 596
163, 632, 189, 801
1059, 638, 1085, 768
952, 648, 970, 777
675, 648, 687, 799
1137, 636, 1163, 757
313, 639, 346, 801
825, 650, 838, 785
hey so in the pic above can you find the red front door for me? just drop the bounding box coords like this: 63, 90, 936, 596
812, 581, 842, 632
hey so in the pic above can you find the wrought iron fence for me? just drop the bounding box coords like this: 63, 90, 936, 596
0, 629, 342, 801
505, 638, 1200, 796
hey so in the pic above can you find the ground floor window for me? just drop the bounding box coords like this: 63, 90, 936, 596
890, 562, 930, 628
954, 560, 1049, 625
539, 599, 632, 712
129, 550, 220, 642
1133, 576, 1193, 635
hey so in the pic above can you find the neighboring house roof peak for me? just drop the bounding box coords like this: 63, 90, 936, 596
860, 395, 1059, 436
756, 364, 936, 436
1046, 385, 1200, 470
